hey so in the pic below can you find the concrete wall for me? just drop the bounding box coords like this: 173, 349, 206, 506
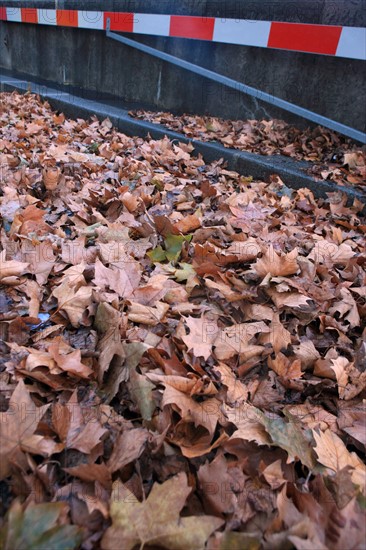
0, 1, 365, 132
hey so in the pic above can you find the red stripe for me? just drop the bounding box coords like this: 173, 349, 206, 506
268, 22, 342, 55
104, 12, 134, 32
170, 15, 215, 41
56, 10, 78, 27
0, 7, 7, 20
21, 8, 38, 24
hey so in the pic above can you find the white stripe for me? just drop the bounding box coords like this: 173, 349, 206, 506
213, 19, 271, 47
78, 11, 104, 30
336, 26, 366, 60
6, 7, 21, 22
38, 9, 56, 26
133, 13, 170, 37
2, 8, 366, 61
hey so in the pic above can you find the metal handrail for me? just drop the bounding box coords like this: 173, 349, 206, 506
106, 18, 366, 144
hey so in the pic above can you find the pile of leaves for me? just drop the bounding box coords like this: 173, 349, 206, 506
131, 110, 366, 190
0, 90, 366, 550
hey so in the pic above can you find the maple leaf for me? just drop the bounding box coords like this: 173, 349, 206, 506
313, 429, 366, 492
101, 472, 223, 550
308, 239, 355, 265
330, 356, 349, 399
48, 341, 93, 379
107, 428, 149, 472
258, 313, 291, 353
94, 257, 142, 298
0, 250, 29, 284
224, 403, 271, 447
182, 314, 219, 360
214, 322, 266, 361
254, 245, 299, 277
213, 363, 248, 404
20, 240, 55, 285
0, 380, 49, 480
52, 283, 92, 327
268, 352, 303, 380
127, 301, 169, 325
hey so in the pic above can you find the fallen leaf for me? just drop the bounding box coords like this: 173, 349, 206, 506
254, 245, 299, 277
313, 429, 366, 492
101, 472, 223, 550
0, 500, 82, 550
0, 380, 49, 479
182, 314, 219, 360
107, 428, 149, 472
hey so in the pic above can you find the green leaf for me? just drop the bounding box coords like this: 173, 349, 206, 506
129, 367, 156, 421
173, 262, 196, 282
357, 493, 366, 510
94, 302, 120, 334
147, 245, 167, 262
148, 235, 192, 264
218, 532, 260, 550
87, 142, 99, 154
151, 177, 164, 191
164, 234, 192, 262
0, 500, 82, 550
259, 410, 316, 470
123, 342, 155, 421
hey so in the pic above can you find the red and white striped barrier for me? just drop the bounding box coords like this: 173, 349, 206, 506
1, 7, 365, 60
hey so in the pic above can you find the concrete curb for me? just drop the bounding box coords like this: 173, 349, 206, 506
1, 73, 365, 214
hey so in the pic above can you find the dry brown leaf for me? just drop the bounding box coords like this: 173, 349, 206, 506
313, 429, 366, 492
0, 250, 29, 283
181, 314, 219, 360
107, 428, 149, 473
268, 353, 303, 380
127, 301, 169, 325
254, 245, 299, 277
0, 380, 49, 479
52, 283, 93, 327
